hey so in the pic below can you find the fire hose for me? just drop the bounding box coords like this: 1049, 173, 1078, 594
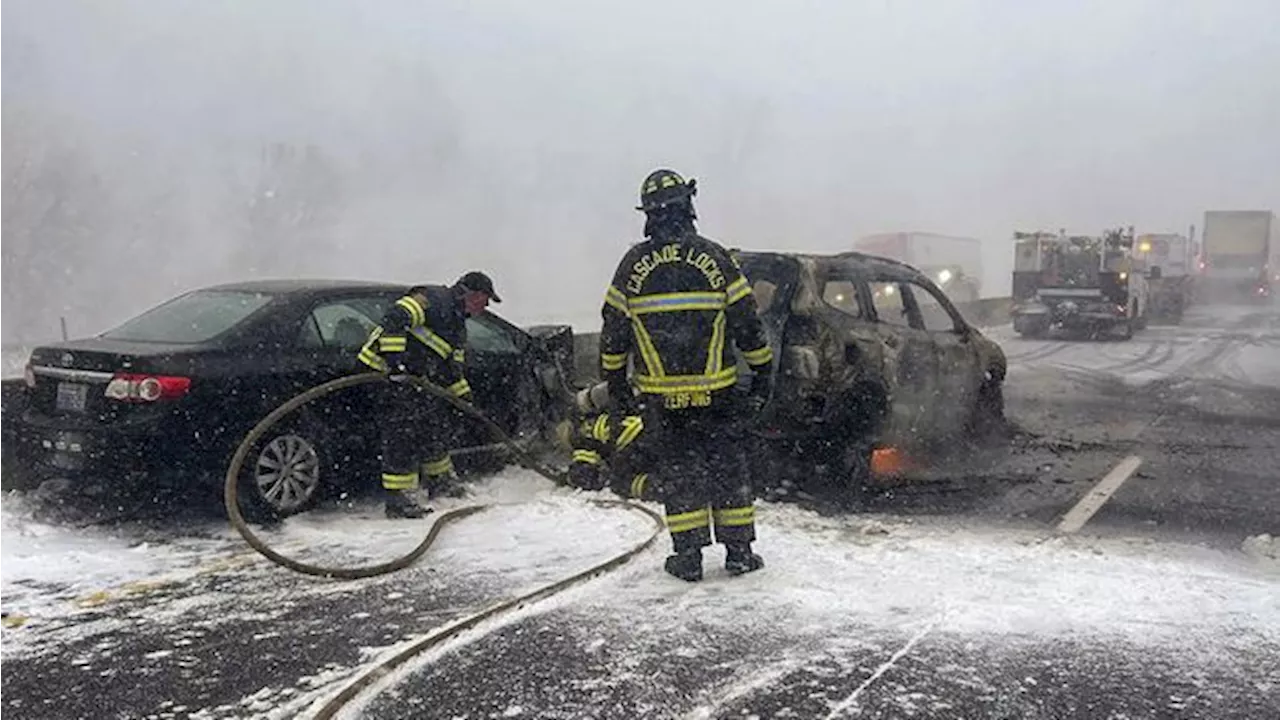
223, 372, 664, 580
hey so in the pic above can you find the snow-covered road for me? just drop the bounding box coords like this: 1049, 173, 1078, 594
3, 472, 1278, 719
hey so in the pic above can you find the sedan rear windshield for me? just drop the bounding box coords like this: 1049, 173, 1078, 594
101, 290, 275, 344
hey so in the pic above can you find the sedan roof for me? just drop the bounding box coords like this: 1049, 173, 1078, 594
201, 279, 409, 295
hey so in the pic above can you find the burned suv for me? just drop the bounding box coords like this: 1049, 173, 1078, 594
735, 251, 1007, 490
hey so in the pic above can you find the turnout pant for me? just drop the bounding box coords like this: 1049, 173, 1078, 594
651, 405, 756, 553
378, 382, 456, 492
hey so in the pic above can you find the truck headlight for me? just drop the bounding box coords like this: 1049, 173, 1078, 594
937, 269, 953, 284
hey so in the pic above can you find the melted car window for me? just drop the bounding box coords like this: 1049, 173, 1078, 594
753, 280, 778, 315
907, 282, 959, 332
868, 282, 912, 328
102, 290, 273, 344
822, 280, 863, 317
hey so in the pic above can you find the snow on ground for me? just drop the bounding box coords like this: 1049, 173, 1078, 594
0, 471, 655, 646
5, 469, 1278, 718
1, 492, 239, 622
348, 501, 1280, 719
546, 502, 1280, 644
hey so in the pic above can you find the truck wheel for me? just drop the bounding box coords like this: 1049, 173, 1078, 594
1014, 316, 1048, 338
1116, 319, 1134, 341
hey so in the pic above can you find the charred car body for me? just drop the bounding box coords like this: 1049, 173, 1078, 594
733, 251, 1007, 492
8, 280, 575, 516
1010, 228, 1149, 340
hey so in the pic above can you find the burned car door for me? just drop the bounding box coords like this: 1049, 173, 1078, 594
735, 253, 802, 386
901, 280, 981, 433
865, 279, 941, 443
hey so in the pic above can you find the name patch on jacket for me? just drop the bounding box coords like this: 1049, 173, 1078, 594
626, 243, 726, 293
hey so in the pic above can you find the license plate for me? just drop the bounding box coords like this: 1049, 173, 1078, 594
56, 382, 89, 412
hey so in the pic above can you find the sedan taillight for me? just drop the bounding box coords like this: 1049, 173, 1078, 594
105, 373, 191, 402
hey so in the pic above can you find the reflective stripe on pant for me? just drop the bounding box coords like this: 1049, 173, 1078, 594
711, 504, 756, 546
379, 381, 453, 493
665, 507, 712, 552
421, 454, 454, 478
382, 471, 419, 491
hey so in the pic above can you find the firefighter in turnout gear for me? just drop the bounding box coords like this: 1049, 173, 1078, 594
599, 169, 774, 581
565, 382, 660, 502
358, 271, 501, 518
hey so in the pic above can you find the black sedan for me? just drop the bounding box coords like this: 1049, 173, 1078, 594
13, 280, 576, 517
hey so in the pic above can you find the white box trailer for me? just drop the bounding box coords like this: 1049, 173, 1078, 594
854, 232, 984, 302
1201, 210, 1275, 301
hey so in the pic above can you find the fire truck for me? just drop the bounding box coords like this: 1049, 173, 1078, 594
1010, 227, 1149, 340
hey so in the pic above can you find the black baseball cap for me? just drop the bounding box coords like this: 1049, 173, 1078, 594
457, 271, 501, 303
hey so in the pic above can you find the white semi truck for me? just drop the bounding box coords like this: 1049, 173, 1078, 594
1200, 210, 1276, 302
853, 232, 984, 303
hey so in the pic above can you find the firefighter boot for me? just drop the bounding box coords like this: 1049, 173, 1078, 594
385, 489, 431, 519
724, 543, 764, 576
664, 549, 703, 582
428, 471, 468, 499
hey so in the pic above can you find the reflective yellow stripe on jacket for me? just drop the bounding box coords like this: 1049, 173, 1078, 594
625, 291, 740, 396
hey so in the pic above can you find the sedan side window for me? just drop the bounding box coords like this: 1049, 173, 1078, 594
821, 280, 863, 317
465, 315, 520, 355
300, 298, 386, 349
907, 281, 963, 333
868, 281, 913, 328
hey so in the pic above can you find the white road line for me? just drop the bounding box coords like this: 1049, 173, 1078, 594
824, 614, 940, 719
1056, 455, 1144, 534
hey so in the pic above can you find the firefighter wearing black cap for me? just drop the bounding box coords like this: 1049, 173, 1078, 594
599, 169, 774, 581
358, 271, 501, 518
565, 382, 660, 502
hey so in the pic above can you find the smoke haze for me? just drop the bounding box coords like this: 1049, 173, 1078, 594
4, 0, 1278, 341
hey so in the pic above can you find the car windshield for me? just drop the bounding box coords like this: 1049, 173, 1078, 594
101, 290, 274, 344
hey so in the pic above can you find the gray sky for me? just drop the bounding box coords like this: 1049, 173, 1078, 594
4, 0, 1278, 339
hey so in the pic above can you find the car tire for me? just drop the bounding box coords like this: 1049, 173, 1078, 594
237, 424, 329, 522
1014, 316, 1048, 338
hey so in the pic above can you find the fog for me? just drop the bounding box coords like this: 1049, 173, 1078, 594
4, 0, 1279, 342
